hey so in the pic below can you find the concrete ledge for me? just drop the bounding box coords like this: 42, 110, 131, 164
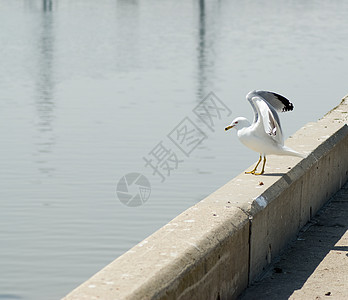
63, 96, 348, 300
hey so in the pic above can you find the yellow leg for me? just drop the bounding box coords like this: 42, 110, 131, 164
245, 155, 262, 174
254, 156, 266, 175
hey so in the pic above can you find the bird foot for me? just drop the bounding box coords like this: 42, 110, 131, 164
245, 170, 264, 175
253, 171, 264, 176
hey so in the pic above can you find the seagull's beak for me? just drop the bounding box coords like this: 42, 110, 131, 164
225, 125, 234, 131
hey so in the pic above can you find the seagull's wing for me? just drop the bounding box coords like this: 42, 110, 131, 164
247, 90, 293, 145
255, 90, 294, 113
246, 91, 260, 124
254, 96, 284, 145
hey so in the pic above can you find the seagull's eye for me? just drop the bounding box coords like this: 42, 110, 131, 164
235, 121, 238, 124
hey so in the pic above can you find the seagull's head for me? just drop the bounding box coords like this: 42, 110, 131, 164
225, 117, 250, 131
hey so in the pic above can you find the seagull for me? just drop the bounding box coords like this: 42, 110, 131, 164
225, 90, 304, 175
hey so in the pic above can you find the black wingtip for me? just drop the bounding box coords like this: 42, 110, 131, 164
271, 92, 294, 112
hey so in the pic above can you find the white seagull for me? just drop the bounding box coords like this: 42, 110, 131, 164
225, 90, 304, 175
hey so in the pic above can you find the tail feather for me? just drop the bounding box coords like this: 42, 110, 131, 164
281, 146, 306, 158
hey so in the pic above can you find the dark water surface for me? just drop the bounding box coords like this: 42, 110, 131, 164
1, 0, 348, 299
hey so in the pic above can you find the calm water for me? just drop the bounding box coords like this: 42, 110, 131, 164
1, 0, 348, 299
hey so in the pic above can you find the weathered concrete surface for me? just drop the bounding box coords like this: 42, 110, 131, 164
239, 180, 348, 300
63, 204, 250, 300
63, 95, 348, 300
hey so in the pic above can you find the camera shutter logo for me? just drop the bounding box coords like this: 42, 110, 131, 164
116, 173, 151, 207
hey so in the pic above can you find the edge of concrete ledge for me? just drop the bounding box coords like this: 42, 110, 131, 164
63, 95, 348, 300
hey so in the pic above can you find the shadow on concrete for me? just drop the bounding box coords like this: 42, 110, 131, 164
261, 172, 286, 177
239, 180, 348, 300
